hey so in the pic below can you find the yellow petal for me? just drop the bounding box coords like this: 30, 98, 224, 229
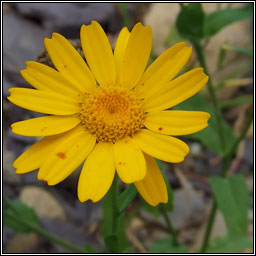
114, 27, 130, 84
145, 110, 211, 135
135, 43, 192, 99
14, 131, 71, 174
78, 142, 115, 203
8, 88, 79, 115
118, 22, 152, 89
81, 21, 116, 87
11, 115, 81, 137
134, 154, 168, 206
114, 137, 146, 183
21, 61, 83, 101
144, 68, 209, 112
38, 126, 96, 185
132, 129, 189, 163
44, 33, 96, 93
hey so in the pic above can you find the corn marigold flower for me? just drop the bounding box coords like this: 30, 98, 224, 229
8, 21, 210, 206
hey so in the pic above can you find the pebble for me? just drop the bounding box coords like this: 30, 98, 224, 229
19, 186, 66, 220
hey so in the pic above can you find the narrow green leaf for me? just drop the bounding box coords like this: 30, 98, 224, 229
207, 235, 252, 253
103, 176, 127, 252
104, 234, 118, 253
174, 93, 236, 156
219, 95, 253, 110
204, 4, 253, 38
3, 201, 39, 233
116, 213, 128, 252
103, 190, 113, 239
217, 47, 228, 70
118, 184, 137, 214
149, 237, 188, 253
176, 3, 205, 40
222, 44, 253, 57
210, 175, 250, 236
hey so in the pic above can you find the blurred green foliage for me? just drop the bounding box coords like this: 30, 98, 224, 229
3, 200, 39, 233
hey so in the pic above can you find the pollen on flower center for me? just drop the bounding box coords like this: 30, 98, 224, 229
78, 87, 145, 143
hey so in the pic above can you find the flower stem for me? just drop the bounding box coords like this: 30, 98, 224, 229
200, 158, 229, 253
111, 174, 119, 235
3, 195, 85, 253
200, 200, 217, 253
191, 39, 226, 154
159, 205, 179, 246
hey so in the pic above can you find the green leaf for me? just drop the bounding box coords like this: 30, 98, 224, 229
174, 93, 236, 156
3, 201, 39, 233
149, 237, 188, 253
204, 4, 253, 38
207, 235, 252, 253
176, 3, 205, 40
210, 175, 250, 236
118, 184, 137, 214
229, 175, 250, 233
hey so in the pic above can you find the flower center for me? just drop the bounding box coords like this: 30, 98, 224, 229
78, 87, 145, 143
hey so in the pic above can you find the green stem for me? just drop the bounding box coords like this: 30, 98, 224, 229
159, 205, 179, 246
111, 174, 119, 234
200, 200, 217, 253
117, 3, 130, 28
3, 196, 85, 253
192, 40, 227, 154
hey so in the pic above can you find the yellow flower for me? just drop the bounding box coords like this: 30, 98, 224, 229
8, 21, 210, 206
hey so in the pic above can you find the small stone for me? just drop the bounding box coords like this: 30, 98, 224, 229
3, 7, 49, 84
190, 142, 202, 157
19, 186, 66, 220
3, 143, 21, 184
15, 3, 115, 37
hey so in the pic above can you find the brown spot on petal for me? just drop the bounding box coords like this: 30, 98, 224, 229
41, 126, 47, 132
56, 152, 66, 159
141, 82, 144, 86
64, 64, 67, 68
158, 127, 163, 131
